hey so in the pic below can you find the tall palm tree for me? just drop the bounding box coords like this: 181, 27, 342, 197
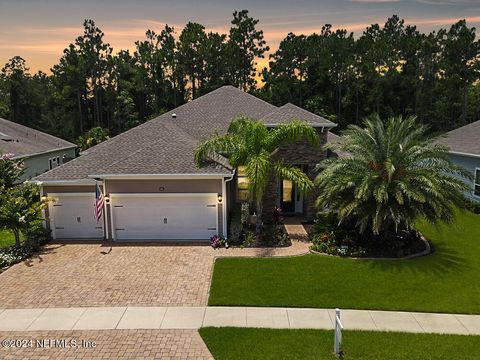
316, 114, 470, 235
195, 116, 319, 223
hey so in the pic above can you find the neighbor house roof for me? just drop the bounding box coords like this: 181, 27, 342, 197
327, 132, 349, 158
260, 103, 335, 128
437, 120, 480, 157
35, 86, 337, 182
0, 118, 76, 158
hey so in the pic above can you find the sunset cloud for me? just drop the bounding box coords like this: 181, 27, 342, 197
0, 1, 479, 73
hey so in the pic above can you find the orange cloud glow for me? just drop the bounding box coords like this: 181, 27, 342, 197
1, 15, 479, 74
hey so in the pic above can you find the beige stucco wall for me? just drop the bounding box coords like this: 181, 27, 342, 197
106, 179, 222, 194
42, 179, 224, 240
43, 185, 95, 194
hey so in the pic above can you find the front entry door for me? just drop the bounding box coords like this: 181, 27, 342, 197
280, 179, 296, 213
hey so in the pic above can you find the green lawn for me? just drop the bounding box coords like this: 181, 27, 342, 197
0, 229, 17, 248
199, 328, 479, 360
209, 210, 480, 314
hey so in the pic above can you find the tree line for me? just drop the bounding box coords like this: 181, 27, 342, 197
0, 12, 479, 144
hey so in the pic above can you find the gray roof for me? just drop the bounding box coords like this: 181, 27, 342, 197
35, 116, 230, 181
327, 132, 349, 158
157, 85, 278, 141
437, 120, 480, 156
0, 118, 75, 158
260, 103, 335, 127
35, 86, 338, 181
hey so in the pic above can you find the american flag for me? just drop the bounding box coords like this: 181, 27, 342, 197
95, 182, 104, 222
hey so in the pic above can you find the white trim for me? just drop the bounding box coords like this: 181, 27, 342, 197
40, 184, 47, 230
88, 173, 232, 180
47, 192, 96, 197
448, 151, 480, 159
474, 168, 480, 199
103, 180, 110, 240
12, 145, 76, 160
222, 180, 227, 238
109, 192, 219, 241
223, 171, 235, 238
31, 179, 98, 186
109, 193, 218, 198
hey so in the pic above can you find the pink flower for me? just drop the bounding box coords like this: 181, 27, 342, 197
1, 153, 15, 161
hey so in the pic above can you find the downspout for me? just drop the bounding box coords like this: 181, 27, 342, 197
223, 170, 235, 239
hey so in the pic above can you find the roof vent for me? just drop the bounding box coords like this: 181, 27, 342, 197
172, 113, 177, 118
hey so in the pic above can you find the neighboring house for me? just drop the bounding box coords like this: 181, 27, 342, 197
437, 120, 480, 203
0, 118, 77, 180
34, 86, 337, 241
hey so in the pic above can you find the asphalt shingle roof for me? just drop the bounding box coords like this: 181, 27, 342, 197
260, 103, 336, 127
0, 118, 75, 158
35, 86, 337, 181
437, 120, 480, 156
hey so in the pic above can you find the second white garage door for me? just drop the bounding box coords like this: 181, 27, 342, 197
110, 193, 218, 240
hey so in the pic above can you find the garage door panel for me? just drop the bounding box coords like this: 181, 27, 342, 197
49, 194, 104, 239
111, 194, 218, 240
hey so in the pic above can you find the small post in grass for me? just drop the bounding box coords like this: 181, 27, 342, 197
334, 308, 343, 356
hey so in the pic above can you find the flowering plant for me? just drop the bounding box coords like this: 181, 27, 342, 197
272, 205, 283, 225
0, 153, 24, 190
210, 235, 228, 249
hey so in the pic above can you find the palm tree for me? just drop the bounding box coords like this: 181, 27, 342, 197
195, 116, 319, 224
316, 114, 470, 235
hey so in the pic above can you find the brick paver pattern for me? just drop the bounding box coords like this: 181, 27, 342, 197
0, 220, 311, 309
216, 217, 311, 257
0, 243, 215, 308
0, 330, 213, 360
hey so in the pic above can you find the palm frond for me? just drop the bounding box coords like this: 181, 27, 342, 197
273, 162, 314, 194
266, 121, 320, 151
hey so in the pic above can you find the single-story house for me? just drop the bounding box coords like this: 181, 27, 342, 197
438, 120, 480, 203
34, 86, 337, 241
0, 117, 76, 180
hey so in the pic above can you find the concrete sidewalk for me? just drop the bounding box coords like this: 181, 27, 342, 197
0, 306, 479, 335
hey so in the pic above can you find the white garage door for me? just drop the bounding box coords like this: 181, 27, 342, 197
111, 193, 218, 240
48, 193, 104, 239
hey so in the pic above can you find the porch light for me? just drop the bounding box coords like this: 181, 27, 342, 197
104, 196, 110, 203
217, 194, 223, 203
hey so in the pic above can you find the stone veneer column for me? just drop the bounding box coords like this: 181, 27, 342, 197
263, 128, 328, 222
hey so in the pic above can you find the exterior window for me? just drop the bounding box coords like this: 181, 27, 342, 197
49, 156, 60, 170
282, 179, 293, 202
474, 169, 480, 197
237, 166, 249, 202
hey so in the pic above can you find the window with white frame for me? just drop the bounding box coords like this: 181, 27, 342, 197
474, 168, 480, 197
48, 156, 60, 170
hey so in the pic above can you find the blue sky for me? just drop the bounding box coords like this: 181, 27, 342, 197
0, 0, 479, 72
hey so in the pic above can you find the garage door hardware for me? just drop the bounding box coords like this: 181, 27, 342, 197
206, 204, 216, 207
116, 228, 125, 231
55, 227, 65, 230
208, 227, 217, 230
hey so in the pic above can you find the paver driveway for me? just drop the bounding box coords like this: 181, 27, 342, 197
0, 330, 212, 359
0, 242, 215, 308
